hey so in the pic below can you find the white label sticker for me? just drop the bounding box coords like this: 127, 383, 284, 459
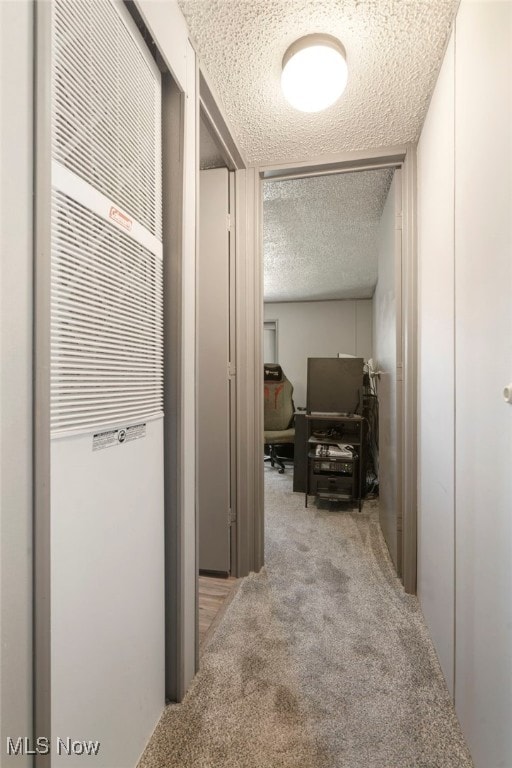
93, 423, 146, 451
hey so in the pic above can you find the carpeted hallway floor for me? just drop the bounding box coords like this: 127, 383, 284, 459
138, 469, 473, 768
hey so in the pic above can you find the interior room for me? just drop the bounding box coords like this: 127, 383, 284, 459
263, 169, 384, 408
262, 167, 402, 561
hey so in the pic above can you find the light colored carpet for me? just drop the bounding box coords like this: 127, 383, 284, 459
137, 469, 473, 768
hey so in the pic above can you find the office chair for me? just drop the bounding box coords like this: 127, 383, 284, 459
263, 364, 295, 473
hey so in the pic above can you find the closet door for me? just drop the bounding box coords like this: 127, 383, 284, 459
46, 2, 165, 765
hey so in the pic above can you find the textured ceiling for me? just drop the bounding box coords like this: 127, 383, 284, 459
178, 0, 458, 166
263, 168, 393, 302
184, 0, 456, 300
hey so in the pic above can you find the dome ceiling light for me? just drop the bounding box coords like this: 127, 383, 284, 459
281, 33, 348, 113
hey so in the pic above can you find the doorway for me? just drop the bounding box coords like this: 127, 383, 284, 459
253, 149, 418, 592
196, 105, 240, 650
261, 166, 402, 570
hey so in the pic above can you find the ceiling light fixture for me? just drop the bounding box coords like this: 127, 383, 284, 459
281, 34, 348, 113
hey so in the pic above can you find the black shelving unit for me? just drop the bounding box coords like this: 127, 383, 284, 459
305, 414, 364, 511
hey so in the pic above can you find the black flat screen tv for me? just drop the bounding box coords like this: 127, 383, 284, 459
306, 357, 364, 415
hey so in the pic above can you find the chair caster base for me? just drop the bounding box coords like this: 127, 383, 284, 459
264, 443, 288, 474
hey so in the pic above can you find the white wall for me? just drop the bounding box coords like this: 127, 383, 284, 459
454, 3, 512, 766
417, 30, 456, 694
417, 2, 512, 765
0, 3, 33, 765
263, 299, 372, 407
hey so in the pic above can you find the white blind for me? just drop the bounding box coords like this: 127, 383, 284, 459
51, 0, 163, 436
52, 0, 162, 239
51, 191, 163, 434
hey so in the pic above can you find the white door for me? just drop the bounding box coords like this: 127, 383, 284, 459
373, 171, 403, 574
198, 168, 232, 573
48, 2, 165, 766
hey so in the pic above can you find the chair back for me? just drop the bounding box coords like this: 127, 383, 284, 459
264, 365, 294, 431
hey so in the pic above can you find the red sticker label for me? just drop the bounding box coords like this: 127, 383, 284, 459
109, 206, 132, 231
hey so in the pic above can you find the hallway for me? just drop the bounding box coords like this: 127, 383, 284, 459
138, 470, 472, 768
2, 2, 511, 766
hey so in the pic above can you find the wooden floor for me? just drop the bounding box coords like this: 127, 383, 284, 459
198, 575, 238, 649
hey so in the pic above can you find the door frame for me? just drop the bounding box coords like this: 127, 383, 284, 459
240, 145, 418, 592
195, 91, 419, 589
198, 72, 249, 579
